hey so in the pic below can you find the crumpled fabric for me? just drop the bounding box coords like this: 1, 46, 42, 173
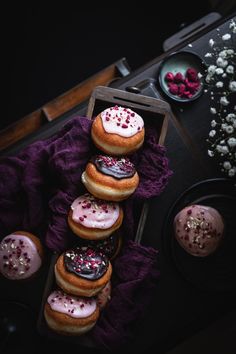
92, 240, 160, 352
0, 115, 172, 351
0, 116, 172, 251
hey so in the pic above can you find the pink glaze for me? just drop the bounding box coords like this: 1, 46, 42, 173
47, 290, 97, 318
71, 193, 119, 229
100, 105, 144, 137
96, 281, 111, 309
174, 204, 224, 256
0, 234, 42, 280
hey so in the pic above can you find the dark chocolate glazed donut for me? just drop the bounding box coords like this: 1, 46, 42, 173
78, 232, 121, 260
64, 246, 109, 280
90, 155, 136, 179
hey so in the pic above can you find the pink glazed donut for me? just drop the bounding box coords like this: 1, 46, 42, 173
174, 204, 224, 257
0, 231, 43, 280
91, 105, 145, 155
44, 289, 99, 335
68, 193, 123, 240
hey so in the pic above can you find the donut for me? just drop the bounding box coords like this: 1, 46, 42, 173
91, 105, 145, 155
44, 289, 99, 335
174, 204, 224, 257
68, 193, 123, 240
96, 281, 111, 310
54, 246, 112, 297
0, 231, 43, 280
77, 231, 122, 260
81, 155, 139, 201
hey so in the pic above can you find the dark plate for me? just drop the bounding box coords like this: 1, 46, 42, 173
158, 50, 205, 103
162, 178, 236, 293
0, 301, 38, 353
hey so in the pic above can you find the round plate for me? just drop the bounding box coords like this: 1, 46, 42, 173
158, 50, 205, 103
162, 178, 236, 293
0, 301, 37, 351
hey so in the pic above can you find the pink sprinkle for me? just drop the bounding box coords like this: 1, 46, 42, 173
79, 217, 84, 222
122, 124, 128, 128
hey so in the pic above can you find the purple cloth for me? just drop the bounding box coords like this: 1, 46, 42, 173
0, 116, 172, 251
92, 240, 160, 351
0, 115, 172, 350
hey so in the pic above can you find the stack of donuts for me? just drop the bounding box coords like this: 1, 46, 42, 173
44, 105, 145, 335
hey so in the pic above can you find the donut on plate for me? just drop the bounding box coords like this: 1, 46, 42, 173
44, 289, 99, 335
68, 193, 123, 240
0, 231, 43, 280
174, 204, 224, 257
54, 246, 112, 297
81, 154, 139, 201
91, 105, 145, 155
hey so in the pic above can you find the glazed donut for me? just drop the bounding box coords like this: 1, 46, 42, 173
81, 155, 139, 201
77, 231, 122, 260
174, 204, 224, 257
96, 281, 111, 310
44, 289, 99, 335
0, 231, 43, 280
68, 193, 123, 240
54, 246, 112, 297
91, 105, 145, 155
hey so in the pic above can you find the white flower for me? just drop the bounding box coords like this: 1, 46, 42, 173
209, 130, 216, 137
216, 145, 229, 154
215, 68, 224, 75
221, 123, 228, 130
226, 49, 234, 55
226, 65, 234, 74
227, 138, 236, 147
225, 125, 234, 134
226, 113, 236, 122
205, 20, 236, 177
209, 39, 215, 47
210, 107, 217, 114
216, 81, 224, 88
228, 169, 235, 177
198, 73, 203, 79
205, 74, 212, 83
207, 65, 217, 75
222, 33, 231, 41
220, 96, 230, 106
208, 150, 214, 157
229, 20, 236, 34
229, 81, 236, 92
223, 161, 231, 169
216, 57, 228, 68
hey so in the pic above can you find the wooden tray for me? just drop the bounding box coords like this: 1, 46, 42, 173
37, 86, 171, 347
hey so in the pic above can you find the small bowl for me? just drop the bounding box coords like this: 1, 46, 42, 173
158, 51, 205, 103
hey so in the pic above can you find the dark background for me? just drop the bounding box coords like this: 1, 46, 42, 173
5, 1, 232, 130
1, 3, 236, 354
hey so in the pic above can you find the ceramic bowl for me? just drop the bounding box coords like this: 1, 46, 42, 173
158, 51, 205, 103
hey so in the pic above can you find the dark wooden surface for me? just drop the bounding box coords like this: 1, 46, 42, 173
0, 59, 130, 151
1, 13, 236, 354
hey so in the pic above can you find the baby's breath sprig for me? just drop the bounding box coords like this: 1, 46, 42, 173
204, 18, 236, 178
